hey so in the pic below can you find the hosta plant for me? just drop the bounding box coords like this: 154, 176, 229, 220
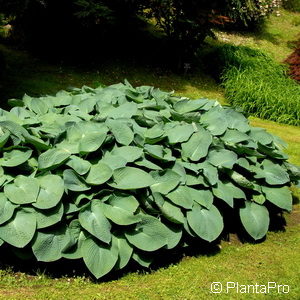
0, 81, 299, 279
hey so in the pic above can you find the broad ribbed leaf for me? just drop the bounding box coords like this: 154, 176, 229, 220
181, 129, 212, 161
82, 236, 118, 279
158, 199, 185, 224
38, 148, 71, 170
0, 193, 18, 225
187, 204, 223, 242
200, 107, 228, 136
66, 155, 91, 175
173, 99, 209, 113
250, 128, 273, 145
67, 122, 108, 153
32, 225, 71, 261
102, 203, 141, 225
258, 160, 290, 185
4, 176, 39, 205
213, 181, 246, 207
164, 223, 182, 249
108, 194, 139, 213
63, 169, 90, 192
208, 149, 237, 169
33, 175, 64, 209
0, 207, 36, 247
111, 146, 143, 163
166, 186, 193, 209
166, 124, 195, 144
0, 149, 32, 167
35, 203, 64, 229
110, 167, 155, 190
125, 215, 169, 251
262, 186, 292, 211
107, 119, 134, 145
79, 200, 112, 243
85, 162, 113, 185
112, 232, 133, 269
150, 170, 181, 195
221, 129, 250, 144
240, 201, 269, 240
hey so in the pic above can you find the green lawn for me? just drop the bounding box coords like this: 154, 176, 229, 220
0, 8, 299, 300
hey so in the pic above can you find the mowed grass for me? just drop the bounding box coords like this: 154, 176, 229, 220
0, 8, 300, 300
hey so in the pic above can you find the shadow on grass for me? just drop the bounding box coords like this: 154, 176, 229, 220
0, 238, 222, 283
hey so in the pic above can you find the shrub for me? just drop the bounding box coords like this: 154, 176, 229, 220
285, 41, 300, 82
0, 82, 299, 279
283, 0, 300, 12
209, 45, 300, 126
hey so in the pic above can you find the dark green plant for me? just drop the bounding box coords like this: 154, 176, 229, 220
0, 82, 299, 279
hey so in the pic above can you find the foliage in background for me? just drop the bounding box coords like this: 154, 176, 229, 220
285, 40, 300, 82
283, 0, 300, 12
207, 45, 300, 126
0, 0, 285, 64
0, 82, 299, 279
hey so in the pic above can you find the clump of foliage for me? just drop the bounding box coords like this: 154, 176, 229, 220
0, 0, 284, 63
0, 82, 299, 279
210, 45, 300, 126
285, 41, 300, 82
283, 0, 300, 12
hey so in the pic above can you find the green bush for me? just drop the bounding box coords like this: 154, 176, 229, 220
210, 45, 300, 126
283, 0, 300, 12
0, 82, 299, 279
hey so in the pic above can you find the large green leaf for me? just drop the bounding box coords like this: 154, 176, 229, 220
33, 175, 65, 209
35, 203, 64, 229
125, 215, 169, 251
150, 170, 181, 195
0, 149, 32, 167
32, 225, 71, 261
157, 198, 185, 224
108, 102, 137, 119
106, 119, 134, 146
240, 201, 269, 240
108, 193, 139, 213
110, 167, 155, 190
213, 180, 246, 207
207, 149, 237, 169
166, 186, 193, 209
63, 169, 90, 192
79, 200, 112, 243
66, 155, 91, 175
221, 129, 250, 144
102, 203, 141, 225
250, 128, 273, 145
181, 129, 212, 161
4, 176, 40, 205
0, 193, 18, 225
85, 162, 113, 185
0, 207, 36, 247
38, 148, 71, 170
200, 107, 228, 136
255, 160, 290, 185
111, 146, 143, 163
187, 204, 223, 242
166, 124, 195, 144
112, 232, 133, 269
82, 236, 118, 279
66, 122, 108, 153
262, 186, 292, 211
173, 99, 209, 113
163, 223, 182, 249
